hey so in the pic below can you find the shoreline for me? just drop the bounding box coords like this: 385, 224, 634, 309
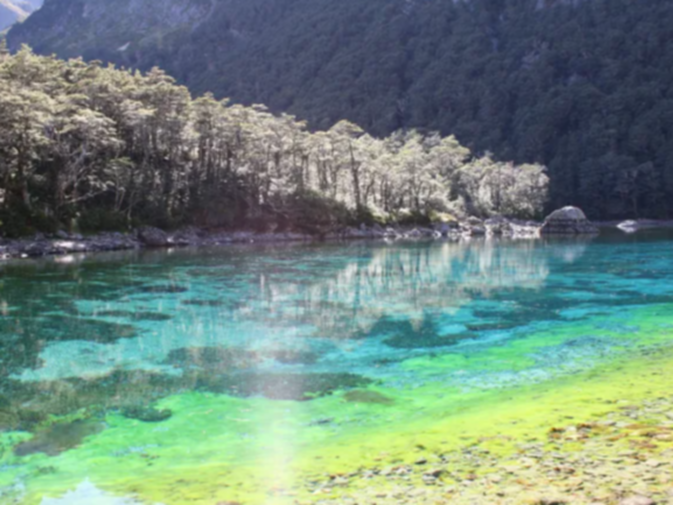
2, 217, 673, 262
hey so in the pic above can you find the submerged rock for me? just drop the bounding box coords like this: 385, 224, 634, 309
540, 206, 598, 235
165, 347, 261, 371
95, 310, 172, 322
121, 406, 172, 423
202, 372, 373, 401
268, 349, 319, 365
14, 419, 105, 457
138, 284, 189, 294
0, 409, 20, 432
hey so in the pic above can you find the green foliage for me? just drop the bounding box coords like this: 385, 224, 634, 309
8, 0, 671, 218
77, 209, 129, 233
283, 190, 353, 231
0, 47, 547, 236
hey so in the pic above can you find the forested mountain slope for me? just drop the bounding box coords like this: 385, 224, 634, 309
7, 0, 673, 218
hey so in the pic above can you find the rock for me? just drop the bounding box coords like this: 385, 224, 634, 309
619, 497, 655, 505
461, 223, 486, 237
434, 222, 460, 237
169, 226, 203, 246
485, 216, 513, 236
540, 206, 599, 235
509, 219, 542, 238
384, 227, 400, 238
23, 241, 51, 257
137, 226, 169, 247
617, 220, 639, 234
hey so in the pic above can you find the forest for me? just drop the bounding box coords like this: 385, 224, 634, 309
7, 0, 671, 220
0, 46, 547, 238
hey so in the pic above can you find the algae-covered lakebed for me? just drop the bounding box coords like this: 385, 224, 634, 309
2, 234, 673, 504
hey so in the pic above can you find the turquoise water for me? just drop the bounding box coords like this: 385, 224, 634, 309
1, 233, 673, 503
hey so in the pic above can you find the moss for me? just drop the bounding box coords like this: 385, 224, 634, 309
343, 390, 394, 405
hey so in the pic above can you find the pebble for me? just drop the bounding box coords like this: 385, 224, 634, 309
619, 497, 656, 505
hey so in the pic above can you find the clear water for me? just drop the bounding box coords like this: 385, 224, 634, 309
1, 232, 673, 504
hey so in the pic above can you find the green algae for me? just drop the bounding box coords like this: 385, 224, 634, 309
343, 390, 395, 405
121, 406, 172, 423
1, 239, 673, 503
4, 308, 670, 503
201, 372, 373, 401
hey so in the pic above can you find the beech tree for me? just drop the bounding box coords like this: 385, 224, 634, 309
0, 47, 549, 236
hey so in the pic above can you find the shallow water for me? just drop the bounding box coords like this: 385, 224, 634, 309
1, 232, 673, 504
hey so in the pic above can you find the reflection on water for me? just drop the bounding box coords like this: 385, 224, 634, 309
1, 234, 673, 504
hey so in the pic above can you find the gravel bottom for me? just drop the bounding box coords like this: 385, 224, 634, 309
296, 396, 673, 505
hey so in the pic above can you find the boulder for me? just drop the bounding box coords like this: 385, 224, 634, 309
461, 217, 486, 236
484, 216, 512, 236
137, 226, 169, 247
540, 206, 598, 235
434, 222, 460, 237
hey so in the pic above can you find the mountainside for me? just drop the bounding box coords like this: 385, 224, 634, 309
0, 0, 41, 31
7, 0, 673, 218
0, 0, 27, 31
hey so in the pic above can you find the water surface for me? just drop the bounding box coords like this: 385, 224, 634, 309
1, 233, 673, 504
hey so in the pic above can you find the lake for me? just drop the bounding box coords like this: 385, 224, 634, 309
2, 233, 673, 504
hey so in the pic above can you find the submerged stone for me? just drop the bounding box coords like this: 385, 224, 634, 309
267, 349, 319, 365
165, 347, 261, 371
138, 285, 189, 294
343, 390, 394, 405
466, 322, 520, 332
384, 331, 475, 349
201, 372, 373, 401
181, 299, 229, 307
14, 419, 105, 457
121, 406, 172, 423
0, 409, 20, 432
95, 310, 172, 322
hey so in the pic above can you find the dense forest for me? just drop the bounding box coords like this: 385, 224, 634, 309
7, 0, 673, 219
0, 46, 547, 237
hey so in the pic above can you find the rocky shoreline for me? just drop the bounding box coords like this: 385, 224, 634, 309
1, 207, 672, 261
304, 394, 673, 505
